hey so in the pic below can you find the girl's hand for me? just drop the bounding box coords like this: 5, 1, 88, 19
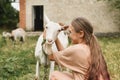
48, 54, 54, 61
55, 38, 64, 51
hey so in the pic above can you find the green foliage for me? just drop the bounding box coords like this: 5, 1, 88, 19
0, 35, 38, 80
0, 36, 7, 48
0, 0, 19, 29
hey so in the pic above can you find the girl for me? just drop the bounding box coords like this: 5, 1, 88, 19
46, 17, 110, 80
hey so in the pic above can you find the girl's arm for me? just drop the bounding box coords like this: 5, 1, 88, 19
48, 38, 64, 61
55, 38, 64, 51
48, 54, 54, 61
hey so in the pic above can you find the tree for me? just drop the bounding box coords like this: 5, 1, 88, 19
0, 0, 19, 29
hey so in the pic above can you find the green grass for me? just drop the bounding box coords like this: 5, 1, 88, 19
0, 35, 38, 80
0, 33, 120, 80
98, 37, 120, 80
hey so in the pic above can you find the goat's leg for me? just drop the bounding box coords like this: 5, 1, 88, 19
22, 35, 25, 43
13, 36, 16, 46
43, 65, 49, 80
49, 61, 55, 80
35, 60, 40, 80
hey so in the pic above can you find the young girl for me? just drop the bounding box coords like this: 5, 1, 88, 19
46, 17, 110, 80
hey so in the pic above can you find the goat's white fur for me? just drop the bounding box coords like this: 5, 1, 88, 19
34, 15, 69, 80
11, 28, 26, 42
2, 31, 12, 38
44, 13, 50, 24
2, 28, 26, 43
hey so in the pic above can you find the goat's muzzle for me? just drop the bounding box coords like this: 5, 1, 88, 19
46, 39, 54, 44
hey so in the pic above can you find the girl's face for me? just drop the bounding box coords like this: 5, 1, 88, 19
68, 25, 80, 44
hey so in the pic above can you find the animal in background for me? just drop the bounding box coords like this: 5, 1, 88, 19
11, 28, 26, 43
2, 31, 12, 39
2, 28, 26, 43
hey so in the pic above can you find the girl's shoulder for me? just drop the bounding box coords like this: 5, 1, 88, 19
69, 44, 89, 50
68, 44, 90, 56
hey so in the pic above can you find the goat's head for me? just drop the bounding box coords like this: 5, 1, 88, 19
2, 31, 12, 38
45, 21, 68, 44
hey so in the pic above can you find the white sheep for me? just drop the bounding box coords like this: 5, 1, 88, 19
34, 15, 69, 80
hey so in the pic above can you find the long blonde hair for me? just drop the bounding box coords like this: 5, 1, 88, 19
71, 17, 110, 80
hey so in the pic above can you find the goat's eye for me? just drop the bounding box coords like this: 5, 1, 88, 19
61, 28, 64, 31
45, 26, 48, 29
58, 29, 61, 32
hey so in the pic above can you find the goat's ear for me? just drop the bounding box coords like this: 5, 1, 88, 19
61, 25, 69, 30
43, 29, 46, 39
58, 22, 69, 30
44, 14, 50, 24
59, 22, 65, 26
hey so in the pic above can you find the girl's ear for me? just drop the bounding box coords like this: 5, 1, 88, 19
79, 30, 84, 38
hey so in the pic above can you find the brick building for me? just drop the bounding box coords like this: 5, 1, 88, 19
19, 0, 119, 32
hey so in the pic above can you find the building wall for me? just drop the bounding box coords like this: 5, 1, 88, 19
25, 0, 119, 32
20, 0, 26, 29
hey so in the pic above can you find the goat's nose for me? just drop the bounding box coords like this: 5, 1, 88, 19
48, 39, 52, 43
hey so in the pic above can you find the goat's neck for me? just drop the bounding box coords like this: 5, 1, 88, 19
44, 43, 53, 55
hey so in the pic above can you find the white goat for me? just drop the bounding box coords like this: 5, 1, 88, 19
2, 31, 12, 43
2, 28, 26, 43
11, 28, 26, 43
2, 31, 12, 38
34, 15, 69, 80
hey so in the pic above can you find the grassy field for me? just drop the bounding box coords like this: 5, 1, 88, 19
0, 33, 120, 80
